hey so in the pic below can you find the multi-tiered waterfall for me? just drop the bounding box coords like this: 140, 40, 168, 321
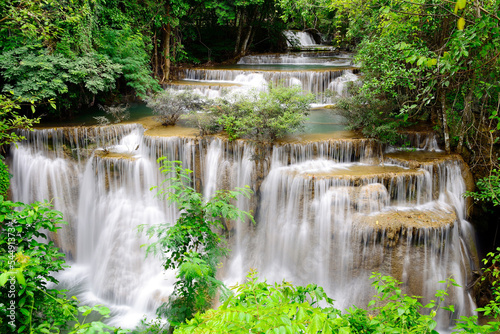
8, 49, 478, 330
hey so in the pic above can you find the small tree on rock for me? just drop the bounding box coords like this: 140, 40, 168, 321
146, 90, 207, 126
216, 83, 314, 145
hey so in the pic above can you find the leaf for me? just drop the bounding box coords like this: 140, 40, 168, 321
457, 17, 465, 30
0, 273, 9, 286
427, 58, 437, 67
16, 270, 26, 286
457, 0, 466, 10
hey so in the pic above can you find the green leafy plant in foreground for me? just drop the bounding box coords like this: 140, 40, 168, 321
140, 159, 254, 328
174, 270, 500, 334
0, 197, 125, 333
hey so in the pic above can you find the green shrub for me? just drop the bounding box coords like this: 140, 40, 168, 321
213, 84, 315, 145
140, 159, 253, 328
337, 85, 405, 145
0, 159, 9, 199
174, 270, 500, 334
0, 198, 126, 333
146, 90, 208, 126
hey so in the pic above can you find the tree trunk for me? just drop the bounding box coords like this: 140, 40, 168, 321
457, 76, 476, 153
247, 12, 260, 51
240, 9, 256, 56
234, 10, 244, 55
163, 3, 171, 82
440, 90, 451, 153
240, 25, 253, 56
153, 31, 159, 79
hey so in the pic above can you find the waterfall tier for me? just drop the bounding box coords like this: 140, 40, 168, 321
9, 119, 478, 329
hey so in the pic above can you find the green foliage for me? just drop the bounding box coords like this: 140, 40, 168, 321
146, 90, 208, 126
365, 273, 442, 333
453, 248, 500, 333
140, 159, 253, 326
0, 159, 9, 199
0, 198, 70, 332
98, 27, 161, 97
278, 0, 337, 33
183, 110, 222, 136
0, 0, 159, 113
0, 46, 122, 110
0, 197, 126, 333
175, 269, 500, 334
206, 84, 314, 144
465, 165, 500, 206
0, 94, 40, 147
329, 0, 500, 157
175, 270, 345, 334
336, 86, 404, 144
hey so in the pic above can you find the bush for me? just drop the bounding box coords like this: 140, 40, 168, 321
0, 198, 72, 332
140, 159, 253, 328
0, 198, 126, 333
174, 270, 500, 334
146, 90, 208, 126
336, 85, 405, 145
210, 84, 314, 145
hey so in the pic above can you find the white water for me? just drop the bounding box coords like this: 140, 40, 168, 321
9, 125, 478, 330
284, 30, 318, 47
238, 53, 352, 66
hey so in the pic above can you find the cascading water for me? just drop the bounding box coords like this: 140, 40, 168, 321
237, 52, 353, 66
7, 47, 479, 331
284, 30, 318, 47
170, 50, 358, 104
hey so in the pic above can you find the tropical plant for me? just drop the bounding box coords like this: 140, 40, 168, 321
465, 165, 500, 206
140, 159, 253, 328
328, 0, 500, 157
175, 270, 345, 334
0, 198, 70, 332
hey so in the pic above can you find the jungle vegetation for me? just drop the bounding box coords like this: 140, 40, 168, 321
2, 0, 500, 332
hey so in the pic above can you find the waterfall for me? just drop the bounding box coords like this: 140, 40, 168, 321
284, 30, 318, 47
8, 125, 478, 329
237, 53, 353, 66
180, 68, 347, 98
7, 39, 480, 330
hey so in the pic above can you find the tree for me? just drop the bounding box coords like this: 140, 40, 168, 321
146, 90, 208, 126
328, 0, 500, 157
140, 159, 253, 328
0, 0, 160, 114
215, 83, 314, 145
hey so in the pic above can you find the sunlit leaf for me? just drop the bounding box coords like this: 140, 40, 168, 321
457, 17, 465, 30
